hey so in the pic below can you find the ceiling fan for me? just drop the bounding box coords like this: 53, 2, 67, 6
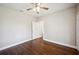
26, 3, 49, 14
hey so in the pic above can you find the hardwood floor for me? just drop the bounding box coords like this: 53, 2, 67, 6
0, 37, 78, 55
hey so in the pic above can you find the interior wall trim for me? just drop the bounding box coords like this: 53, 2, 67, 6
0, 38, 77, 51
44, 39, 77, 49
33, 35, 42, 39
0, 39, 32, 51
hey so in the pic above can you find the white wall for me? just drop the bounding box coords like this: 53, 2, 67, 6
39, 7, 76, 47
0, 6, 35, 50
0, 5, 77, 50
77, 5, 79, 51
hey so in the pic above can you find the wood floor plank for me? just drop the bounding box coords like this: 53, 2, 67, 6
0, 37, 78, 55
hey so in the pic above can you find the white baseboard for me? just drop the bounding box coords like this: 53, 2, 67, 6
0, 39, 32, 51
0, 38, 77, 51
44, 39, 77, 49
33, 35, 42, 39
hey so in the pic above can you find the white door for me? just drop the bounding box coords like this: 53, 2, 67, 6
32, 21, 44, 39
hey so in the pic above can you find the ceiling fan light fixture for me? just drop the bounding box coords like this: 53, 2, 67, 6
26, 3, 49, 14
36, 6, 40, 12
33, 6, 40, 13
33, 7, 36, 12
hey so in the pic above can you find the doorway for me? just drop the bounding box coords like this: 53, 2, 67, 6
32, 20, 44, 45
32, 20, 44, 39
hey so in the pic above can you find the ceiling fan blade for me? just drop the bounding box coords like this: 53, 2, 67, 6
26, 8, 32, 11
40, 7, 49, 10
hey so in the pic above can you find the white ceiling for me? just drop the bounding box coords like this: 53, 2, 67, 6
0, 3, 76, 17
